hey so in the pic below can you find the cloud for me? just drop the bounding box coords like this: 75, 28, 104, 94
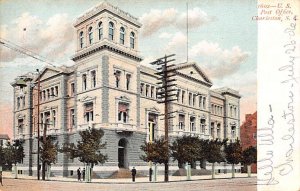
190, 41, 250, 78
0, 12, 75, 65
140, 7, 212, 37
159, 32, 172, 39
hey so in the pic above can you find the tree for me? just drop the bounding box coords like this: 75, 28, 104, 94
40, 136, 58, 180
140, 137, 169, 165
170, 135, 201, 169
224, 139, 243, 178
2, 140, 25, 178
61, 127, 108, 182
242, 146, 257, 177
204, 139, 226, 179
0, 145, 5, 166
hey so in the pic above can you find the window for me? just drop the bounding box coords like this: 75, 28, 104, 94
126, 74, 131, 90
70, 83, 75, 96
42, 90, 46, 101
150, 86, 154, 98
114, 70, 121, 88
231, 126, 236, 138
199, 96, 202, 108
79, 31, 84, 48
98, 22, 103, 40
203, 97, 206, 109
200, 119, 205, 134
234, 107, 237, 117
45, 111, 50, 127
52, 110, 56, 128
109, 22, 114, 40
210, 122, 214, 138
84, 103, 93, 122
118, 102, 129, 123
55, 86, 58, 96
188, 93, 192, 106
88, 27, 93, 44
18, 119, 24, 135
181, 91, 185, 104
190, 117, 196, 132
179, 114, 185, 130
140, 83, 144, 95
22, 97, 25, 108
193, 94, 196, 107
82, 74, 87, 90
146, 85, 149, 97
70, 109, 75, 128
47, 89, 50, 100
120, 27, 125, 45
177, 89, 180, 102
130, 32, 135, 49
148, 113, 157, 142
91, 70, 96, 88
230, 105, 233, 117
51, 87, 54, 98
217, 123, 221, 138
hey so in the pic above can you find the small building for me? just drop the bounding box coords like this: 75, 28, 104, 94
0, 134, 10, 147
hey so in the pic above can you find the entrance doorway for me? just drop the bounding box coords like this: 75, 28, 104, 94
118, 138, 128, 169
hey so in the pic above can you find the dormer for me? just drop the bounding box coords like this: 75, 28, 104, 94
72, 2, 142, 62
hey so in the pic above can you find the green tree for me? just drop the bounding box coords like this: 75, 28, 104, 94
204, 139, 226, 179
2, 140, 25, 178
170, 135, 201, 169
140, 137, 169, 165
0, 145, 5, 166
40, 136, 58, 180
242, 146, 257, 177
61, 127, 108, 181
224, 139, 243, 178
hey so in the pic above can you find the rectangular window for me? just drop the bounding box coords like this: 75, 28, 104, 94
179, 114, 185, 130
114, 71, 121, 88
82, 74, 87, 91
91, 70, 96, 88
22, 97, 25, 108
146, 85, 149, 97
210, 122, 214, 138
148, 113, 157, 142
52, 110, 56, 128
140, 83, 144, 95
51, 87, 54, 98
55, 86, 58, 97
18, 119, 24, 135
118, 102, 129, 123
188, 93, 192, 106
203, 97, 206, 109
231, 126, 236, 138
17, 97, 20, 109
47, 89, 50, 100
70, 83, 75, 96
150, 86, 154, 98
70, 109, 75, 128
182, 91, 185, 104
126, 74, 131, 91
200, 119, 205, 134
193, 94, 196, 107
190, 117, 196, 132
217, 124, 221, 138
199, 96, 202, 108
84, 103, 93, 122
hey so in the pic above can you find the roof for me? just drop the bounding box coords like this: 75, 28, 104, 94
0, 134, 10, 140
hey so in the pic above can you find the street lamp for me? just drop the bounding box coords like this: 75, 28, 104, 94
15, 69, 41, 180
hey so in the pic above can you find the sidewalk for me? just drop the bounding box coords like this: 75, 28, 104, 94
2, 171, 257, 184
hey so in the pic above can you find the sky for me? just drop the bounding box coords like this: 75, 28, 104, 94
0, 0, 257, 138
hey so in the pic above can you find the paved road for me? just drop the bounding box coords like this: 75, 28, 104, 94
0, 177, 257, 191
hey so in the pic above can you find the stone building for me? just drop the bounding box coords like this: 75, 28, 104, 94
240, 112, 257, 173
11, 2, 241, 177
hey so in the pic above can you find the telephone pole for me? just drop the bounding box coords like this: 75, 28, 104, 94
150, 54, 177, 182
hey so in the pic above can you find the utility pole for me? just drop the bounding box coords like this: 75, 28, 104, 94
150, 54, 177, 182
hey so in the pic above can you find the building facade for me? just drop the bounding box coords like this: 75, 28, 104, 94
11, 2, 241, 177
240, 112, 257, 173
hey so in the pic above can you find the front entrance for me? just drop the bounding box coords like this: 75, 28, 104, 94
118, 138, 128, 169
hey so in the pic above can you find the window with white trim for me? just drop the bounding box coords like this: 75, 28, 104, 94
88, 27, 93, 44
98, 22, 103, 40
79, 31, 84, 48
126, 74, 131, 90
130, 32, 135, 49
179, 114, 185, 130
120, 27, 125, 45
118, 102, 129, 123
82, 74, 87, 90
84, 103, 93, 122
190, 116, 196, 132
200, 119, 205, 134
109, 22, 114, 40
91, 70, 96, 88
114, 70, 121, 88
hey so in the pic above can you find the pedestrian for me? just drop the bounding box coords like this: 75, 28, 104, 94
0, 171, 3, 186
82, 168, 85, 181
131, 167, 137, 182
77, 167, 81, 181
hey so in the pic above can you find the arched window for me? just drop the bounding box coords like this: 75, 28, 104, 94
120, 27, 125, 45
88, 27, 93, 44
98, 22, 103, 40
109, 22, 114, 40
79, 31, 84, 48
130, 32, 135, 49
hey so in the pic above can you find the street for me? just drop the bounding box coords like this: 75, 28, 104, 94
0, 177, 257, 191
